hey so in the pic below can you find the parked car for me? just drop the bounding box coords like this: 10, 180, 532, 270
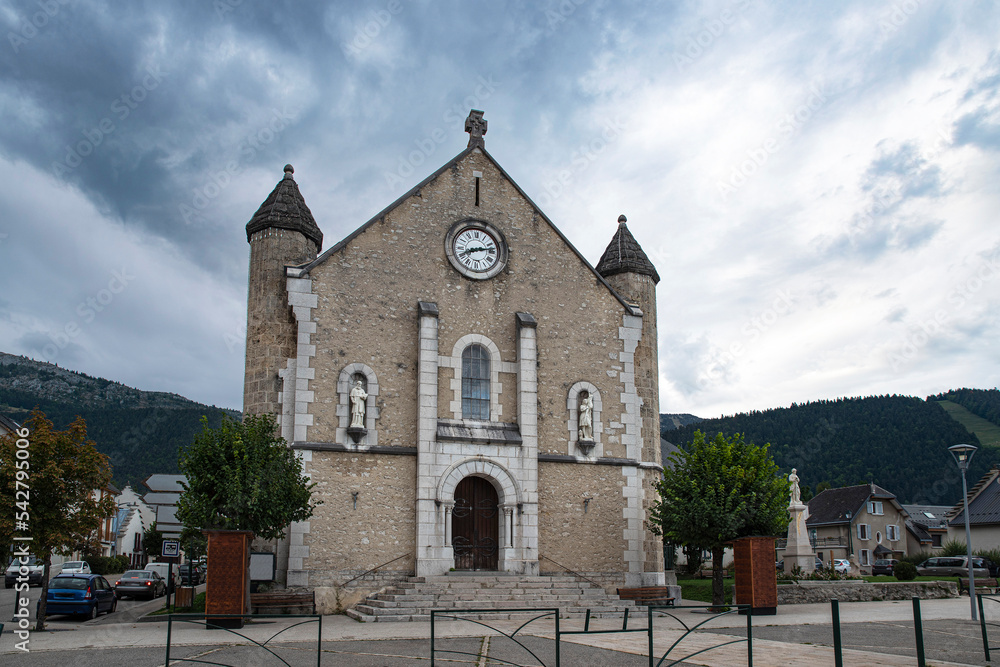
40, 574, 116, 620
977, 557, 1000, 577
871, 559, 898, 576
833, 559, 852, 574
144, 562, 181, 593
5, 555, 45, 588
178, 564, 205, 586
60, 561, 92, 575
114, 570, 166, 599
916, 556, 989, 578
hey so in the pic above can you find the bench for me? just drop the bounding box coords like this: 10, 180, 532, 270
617, 587, 675, 607
959, 578, 1000, 596
249, 591, 316, 614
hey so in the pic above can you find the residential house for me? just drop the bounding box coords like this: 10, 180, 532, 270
801, 483, 908, 570
901, 504, 950, 555
946, 466, 1000, 551
114, 484, 156, 567
0, 413, 20, 436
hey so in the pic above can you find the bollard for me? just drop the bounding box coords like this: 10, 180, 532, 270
912, 597, 926, 667
979, 594, 990, 662
831, 599, 843, 667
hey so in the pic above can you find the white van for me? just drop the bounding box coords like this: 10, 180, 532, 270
144, 562, 180, 593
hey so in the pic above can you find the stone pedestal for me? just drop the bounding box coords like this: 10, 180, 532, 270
784, 503, 815, 574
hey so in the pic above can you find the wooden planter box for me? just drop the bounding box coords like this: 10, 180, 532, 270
733, 536, 778, 615
203, 530, 253, 628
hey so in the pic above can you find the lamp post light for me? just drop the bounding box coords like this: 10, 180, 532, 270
949, 443, 978, 621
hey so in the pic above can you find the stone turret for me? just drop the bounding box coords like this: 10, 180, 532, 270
597, 214, 664, 581
243, 164, 322, 417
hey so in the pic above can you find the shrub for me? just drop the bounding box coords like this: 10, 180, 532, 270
894, 561, 917, 580
943, 540, 968, 557
976, 548, 1000, 567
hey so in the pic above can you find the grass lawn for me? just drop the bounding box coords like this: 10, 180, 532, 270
678, 578, 734, 604
150, 591, 206, 615
863, 575, 960, 583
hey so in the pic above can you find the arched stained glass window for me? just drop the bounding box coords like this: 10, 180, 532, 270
462, 344, 490, 419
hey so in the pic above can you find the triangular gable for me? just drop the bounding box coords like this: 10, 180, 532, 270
289, 146, 640, 316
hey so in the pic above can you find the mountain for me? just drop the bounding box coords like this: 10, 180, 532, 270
660, 394, 998, 505
660, 413, 703, 432
0, 352, 239, 491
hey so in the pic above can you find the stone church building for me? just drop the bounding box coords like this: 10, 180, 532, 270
242, 111, 666, 609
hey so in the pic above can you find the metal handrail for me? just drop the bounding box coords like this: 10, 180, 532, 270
539, 554, 605, 591
338, 552, 413, 587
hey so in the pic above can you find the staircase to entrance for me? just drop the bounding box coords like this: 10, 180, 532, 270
346, 572, 639, 623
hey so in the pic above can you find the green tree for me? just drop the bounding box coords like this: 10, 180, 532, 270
179, 525, 207, 561
176, 414, 318, 540
143, 521, 164, 560
650, 431, 790, 607
0, 410, 116, 630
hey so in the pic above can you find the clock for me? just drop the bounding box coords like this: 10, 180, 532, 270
445, 220, 508, 279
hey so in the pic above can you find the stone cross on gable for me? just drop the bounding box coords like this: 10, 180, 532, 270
465, 109, 487, 148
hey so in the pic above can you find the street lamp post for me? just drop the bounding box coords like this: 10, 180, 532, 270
949, 443, 979, 621
845, 510, 854, 565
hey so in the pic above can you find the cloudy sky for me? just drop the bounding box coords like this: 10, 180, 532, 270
0, 0, 997, 419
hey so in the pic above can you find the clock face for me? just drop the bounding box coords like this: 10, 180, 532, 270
454, 228, 499, 273
445, 220, 508, 280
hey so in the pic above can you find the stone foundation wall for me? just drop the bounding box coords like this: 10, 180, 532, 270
776, 580, 958, 604
313, 569, 415, 614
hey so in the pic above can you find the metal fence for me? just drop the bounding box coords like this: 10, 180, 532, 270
430, 604, 754, 667
164, 613, 322, 667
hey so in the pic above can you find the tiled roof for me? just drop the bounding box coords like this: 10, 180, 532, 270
906, 520, 932, 543
806, 483, 898, 526
901, 504, 951, 531
595, 216, 660, 283
246, 164, 323, 249
949, 468, 1000, 526
0, 413, 20, 435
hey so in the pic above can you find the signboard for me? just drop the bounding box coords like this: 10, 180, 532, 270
162, 540, 180, 557
249, 552, 276, 582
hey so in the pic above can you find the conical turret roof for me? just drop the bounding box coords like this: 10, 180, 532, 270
595, 215, 659, 283
245, 164, 323, 249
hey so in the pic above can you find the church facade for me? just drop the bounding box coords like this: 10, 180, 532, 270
242, 112, 665, 606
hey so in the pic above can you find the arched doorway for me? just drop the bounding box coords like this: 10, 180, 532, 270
452, 476, 499, 570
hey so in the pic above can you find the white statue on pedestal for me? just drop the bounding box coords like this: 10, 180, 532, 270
578, 392, 594, 441
789, 468, 801, 505
350, 380, 368, 428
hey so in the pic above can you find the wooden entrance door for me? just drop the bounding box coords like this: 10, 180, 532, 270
452, 476, 499, 571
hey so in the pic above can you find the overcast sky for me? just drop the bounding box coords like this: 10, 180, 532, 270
0, 0, 997, 419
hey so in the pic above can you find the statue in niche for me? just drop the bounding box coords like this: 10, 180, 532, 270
578, 391, 594, 441
350, 379, 368, 428
788, 468, 801, 505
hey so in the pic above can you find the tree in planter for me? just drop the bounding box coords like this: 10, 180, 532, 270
176, 414, 318, 539
649, 431, 789, 608
0, 411, 116, 630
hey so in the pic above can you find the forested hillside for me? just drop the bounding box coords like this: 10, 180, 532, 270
661, 395, 995, 505
930, 389, 1000, 430
0, 353, 239, 490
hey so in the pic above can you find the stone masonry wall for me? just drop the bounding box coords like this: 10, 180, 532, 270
303, 451, 416, 585
538, 461, 628, 573
244, 228, 318, 416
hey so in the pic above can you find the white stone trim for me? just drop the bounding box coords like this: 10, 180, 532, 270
617, 312, 646, 585
284, 276, 317, 443
441, 333, 513, 421
566, 381, 603, 458
436, 457, 522, 507
335, 363, 380, 446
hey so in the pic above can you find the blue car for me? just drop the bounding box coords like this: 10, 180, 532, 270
41, 574, 117, 620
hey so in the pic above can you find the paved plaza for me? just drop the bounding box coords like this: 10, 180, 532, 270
2, 596, 998, 665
